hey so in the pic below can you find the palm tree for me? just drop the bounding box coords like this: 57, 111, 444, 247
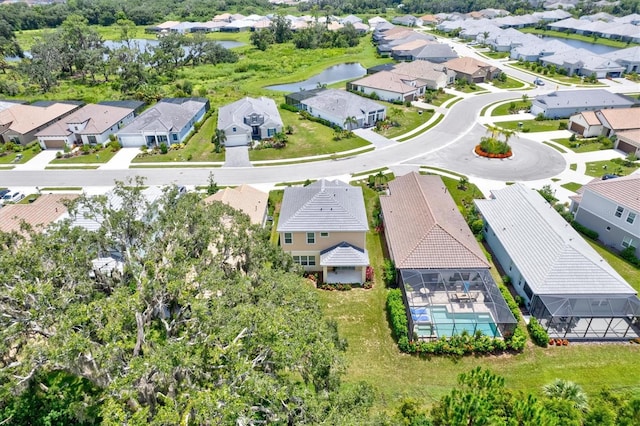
542, 379, 589, 411
212, 128, 226, 153
343, 116, 358, 130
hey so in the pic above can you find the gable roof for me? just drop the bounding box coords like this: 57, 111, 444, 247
277, 179, 368, 232
0, 103, 80, 135
203, 184, 268, 225
320, 241, 369, 266
35, 104, 134, 137
351, 70, 427, 94
392, 60, 454, 82
411, 43, 458, 60
444, 56, 499, 75
118, 98, 207, 135
475, 184, 635, 296
577, 110, 601, 126
579, 174, 640, 212
602, 46, 640, 63
379, 172, 490, 269
301, 89, 385, 119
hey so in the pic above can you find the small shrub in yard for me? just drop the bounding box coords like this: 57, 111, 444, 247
387, 289, 408, 343
558, 122, 568, 130
159, 143, 168, 154
571, 222, 598, 240
382, 259, 396, 286
527, 317, 549, 347
620, 247, 640, 267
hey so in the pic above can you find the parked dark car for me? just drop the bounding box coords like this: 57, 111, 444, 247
602, 174, 620, 180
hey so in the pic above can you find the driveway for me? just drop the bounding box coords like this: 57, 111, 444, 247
352, 128, 396, 148
13, 150, 58, 171
100, 148, 141, 170
224, 146, 252, 167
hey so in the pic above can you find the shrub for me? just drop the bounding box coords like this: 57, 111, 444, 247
569, 133, 577, 142
280, 103, 299, 112
535, 113, 545, 121
620, 247, 640, 267
382, 259, 396, 286
571, 222, 598, 240
527, 317, 549, 347
558, 122, 568, 130
159, 143, 168, 154
387, 289, 408, 342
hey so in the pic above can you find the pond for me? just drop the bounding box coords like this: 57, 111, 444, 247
541, 36, 621, 55
265, 63, 366, 92
6, 39, 244, 62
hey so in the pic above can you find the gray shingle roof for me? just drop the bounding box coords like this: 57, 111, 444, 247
320, 242, 369, 266
380, 172, 490, 269
217, 97, 283, 133
277, 179, 368, 232
301, 89, 385, 121
474, 184, 635, 296
117, 98, 207, 135
533, 89, 636, 110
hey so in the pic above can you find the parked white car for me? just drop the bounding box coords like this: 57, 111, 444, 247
1, 191, 25, 204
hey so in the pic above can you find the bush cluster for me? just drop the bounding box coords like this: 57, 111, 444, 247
571, 222, 598, 240
318, 283, 354, 291
620, 247, 640, 267
280, 103, 299, 113
386, 289, 408, 342
299, 110, 341, 131
527, 317, 549, 347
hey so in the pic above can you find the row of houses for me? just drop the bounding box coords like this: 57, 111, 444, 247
274, 172, 640, 341
0, 98, 210, 150
568, 107, 640, 155
347, 57, 501, 103
373, 23, 458, 62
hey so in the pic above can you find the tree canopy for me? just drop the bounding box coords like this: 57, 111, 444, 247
0, 180, 373, 424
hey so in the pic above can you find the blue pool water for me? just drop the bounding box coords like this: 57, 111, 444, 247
430, 306, 499, 337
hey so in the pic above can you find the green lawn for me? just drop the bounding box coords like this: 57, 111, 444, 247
494, 119, 568, 132
588, 240, 640, 292
482, 51, 510, 59
426, 92, 455, 107
491, 101, 531, 116
560, 182, 582, 192
543, 141, 567, 153
377, 104, 434, 139
552, 137, 609, 153
491, 77, 526, 90
249, 109, 369, 161
508, 63, 604, 87
132, 115, 225, 163
570, 163, 577, 171
0, 148, 40, 164
585, 160, 639, 177
454, 84, 482, 93
50, 147, 119, 164
315, 183, 640, 414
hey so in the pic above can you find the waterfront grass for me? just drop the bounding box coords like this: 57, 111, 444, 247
519, 28, 637, 49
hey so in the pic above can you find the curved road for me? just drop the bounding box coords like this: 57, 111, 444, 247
0, 91, 566, 187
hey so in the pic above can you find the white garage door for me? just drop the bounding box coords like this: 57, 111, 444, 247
224, 134, 249, 147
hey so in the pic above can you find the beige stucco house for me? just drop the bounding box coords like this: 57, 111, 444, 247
277, 179, 370, 284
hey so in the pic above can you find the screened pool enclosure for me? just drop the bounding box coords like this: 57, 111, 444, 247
399, 268, 517, 341
531, 294, 640, 340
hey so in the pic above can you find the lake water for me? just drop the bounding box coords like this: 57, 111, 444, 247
6, 38, 244, 62
541, 36, 621, 54
265, 63, 366, 92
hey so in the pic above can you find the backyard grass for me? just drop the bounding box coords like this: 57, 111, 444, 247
491, 100, 531, 116
491, 76, 526, 90
494, 119, 568, 132
552, 137, 609, 153
249, 109, 369, 161
50, 147, 119, 164
131, 115, 225, 163
588, 240, 640, 292
585, 159, 639, 177
376, 104, 434, 139
315, 184, 640, 414
560, 182, 582, 192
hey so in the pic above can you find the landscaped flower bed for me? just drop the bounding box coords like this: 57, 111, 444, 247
475, 144, 512, 159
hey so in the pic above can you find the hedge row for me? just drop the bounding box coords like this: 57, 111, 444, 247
571, 222, 599, 240
386, 289, 525, 355
497, 284, 526, 351
527, 317, 549, 347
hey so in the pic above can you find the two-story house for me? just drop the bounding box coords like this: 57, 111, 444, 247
217, 97, 284, 147
277, 179, 370, 284
570, 174, 640, 258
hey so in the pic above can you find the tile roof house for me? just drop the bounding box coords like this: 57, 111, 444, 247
0, 194, 75, 235
391, 60, 456, 90
380, 172, 489, 270
277, 179, 369, 284
348, 71, 428, 102
475, 183, 640, 340
614, 129, 640, 156
117, 98, 209, 148
568, 111, 604, 137
570, 174, 640, 258
298, 89, 386, 130
596, 108, 640, 137
444, 57, 501, 83
217, 97, 283, 147
0, 102, 81, 145
530, 89, 638, 119
36, 104, 136, 150
204, 184, 268, 227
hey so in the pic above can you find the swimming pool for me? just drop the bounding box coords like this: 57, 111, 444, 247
430, 306, 500, 338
